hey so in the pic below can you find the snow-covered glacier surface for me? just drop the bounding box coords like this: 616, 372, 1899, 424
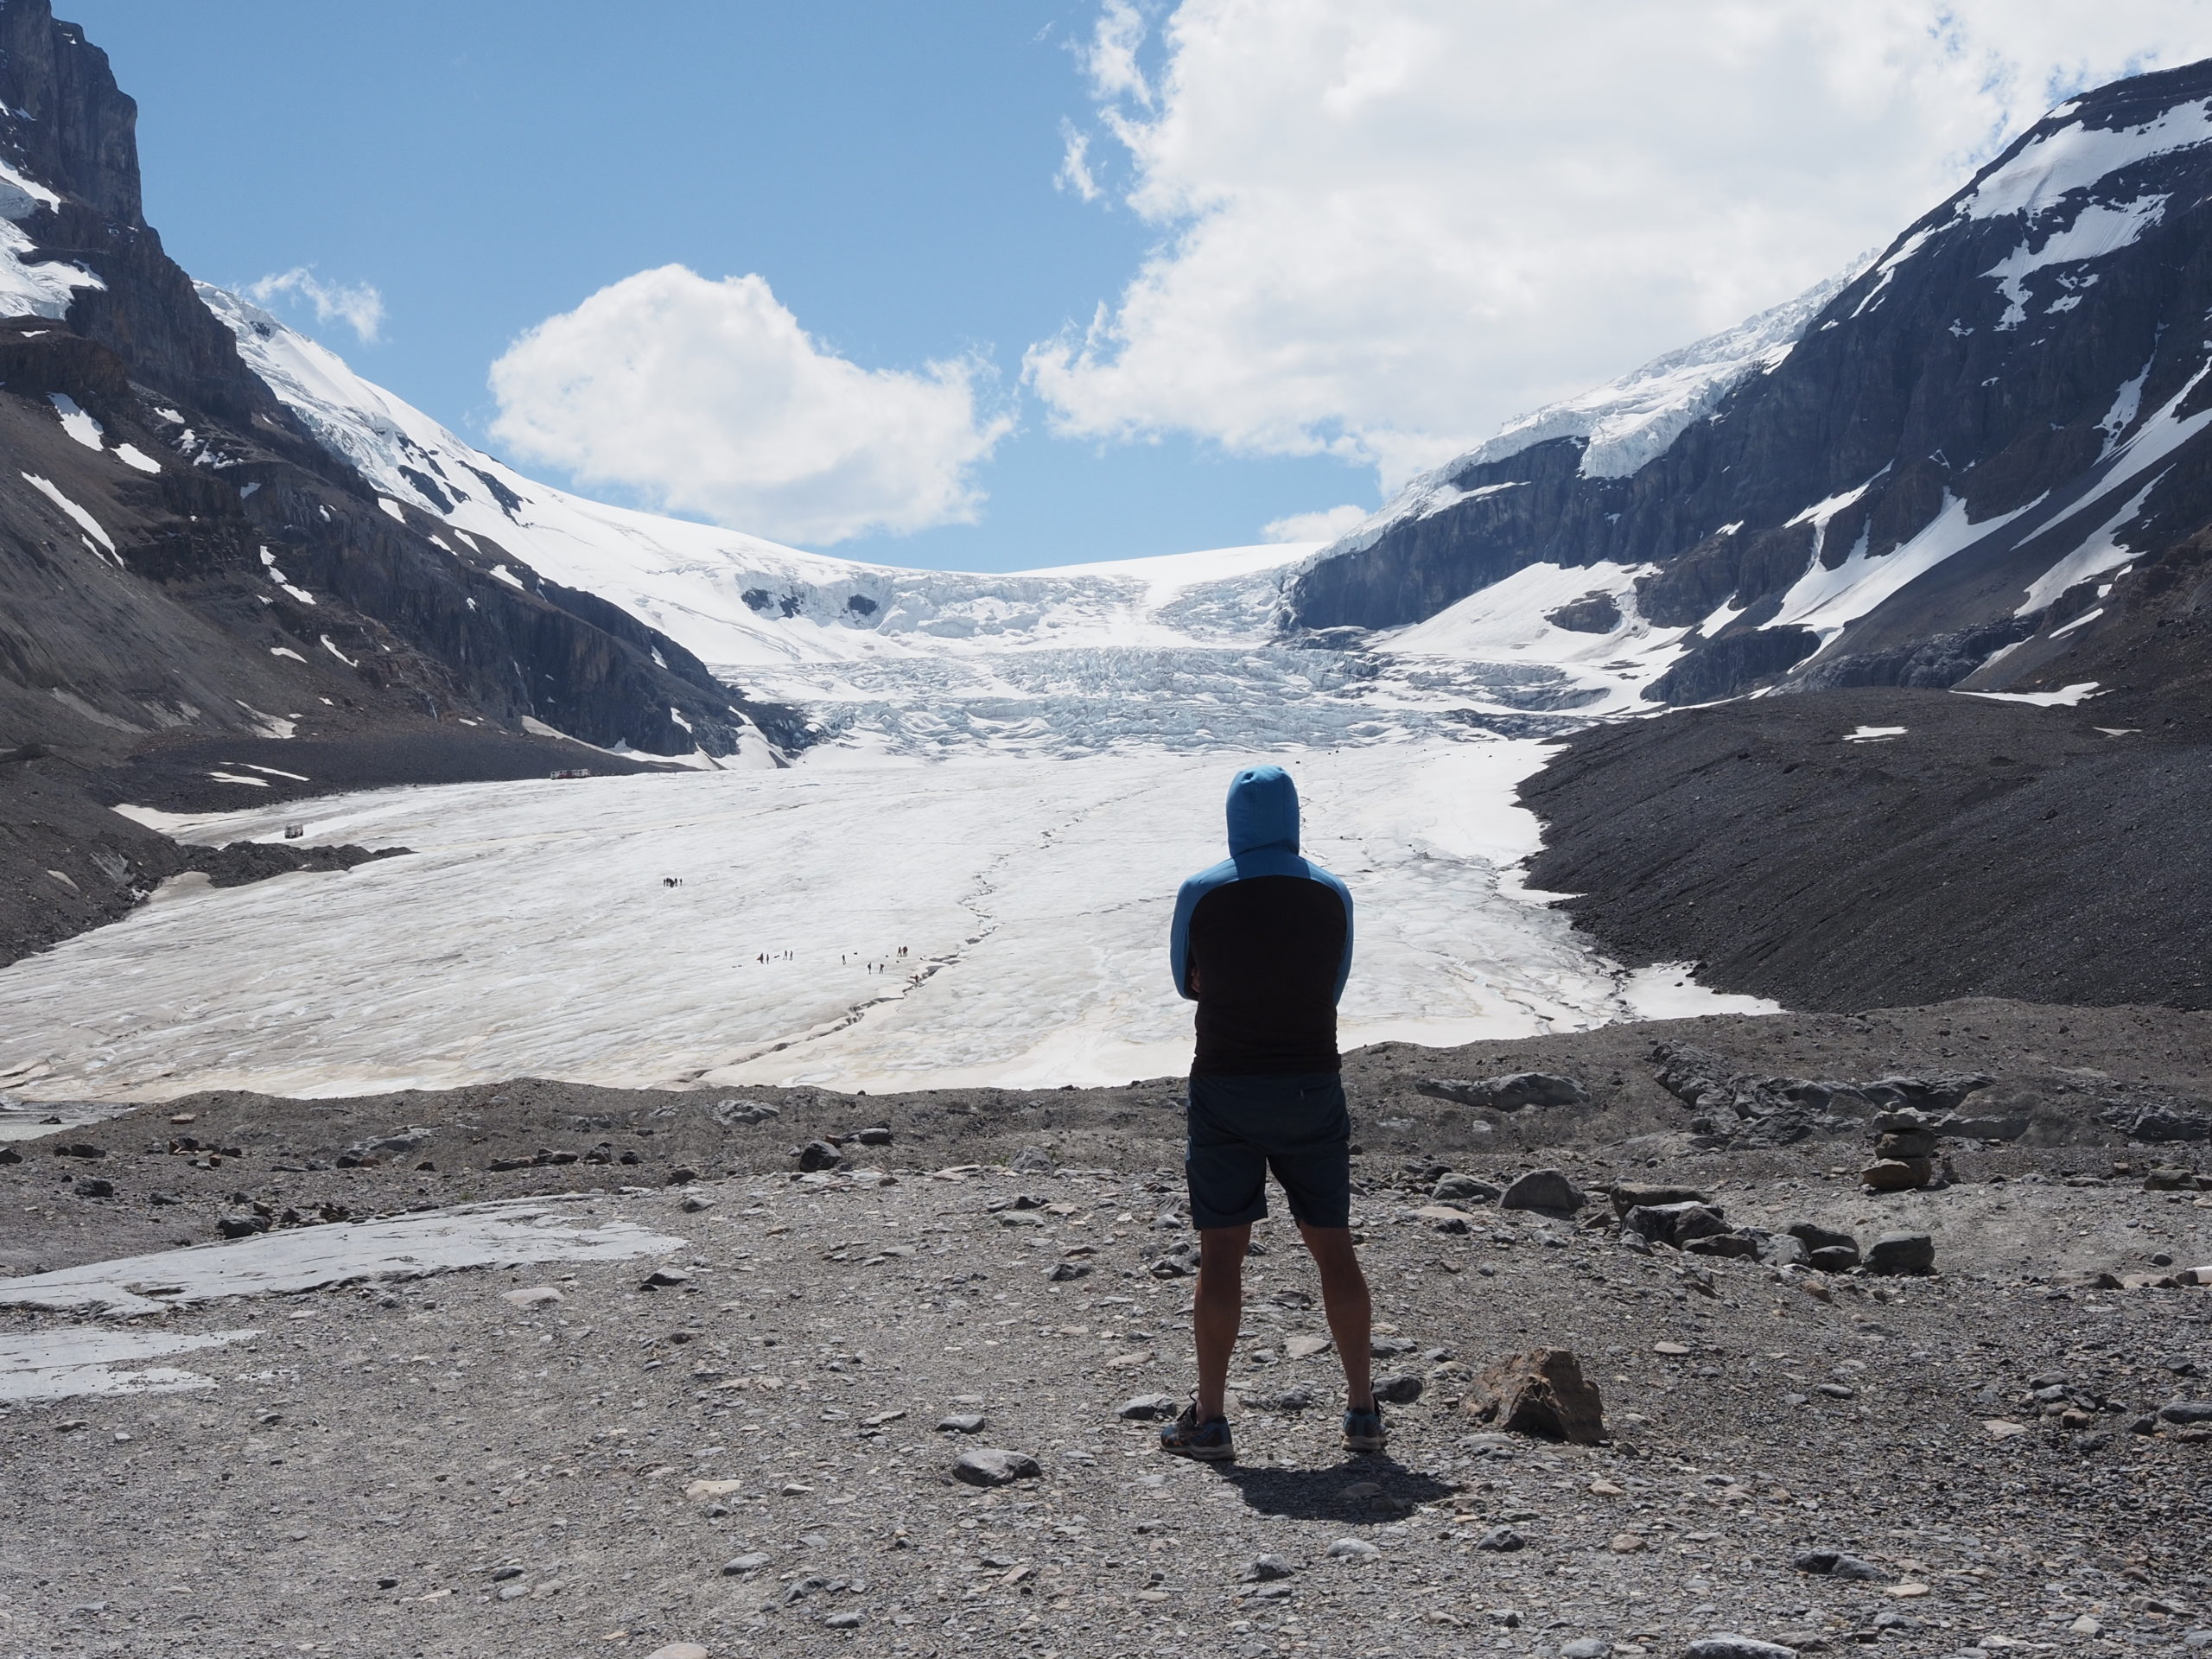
0, 745, 1773, 1102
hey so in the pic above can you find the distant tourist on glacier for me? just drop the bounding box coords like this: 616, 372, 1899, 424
1158, 764, 1377, 1460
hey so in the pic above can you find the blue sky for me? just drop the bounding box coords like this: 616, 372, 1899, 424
63, 2, 2212, 572
69, 0, 1373, 570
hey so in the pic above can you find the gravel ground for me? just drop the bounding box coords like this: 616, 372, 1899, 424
3, 1001, 2210, 1659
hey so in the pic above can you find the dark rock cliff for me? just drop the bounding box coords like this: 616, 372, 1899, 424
1290, 59, 2212, 712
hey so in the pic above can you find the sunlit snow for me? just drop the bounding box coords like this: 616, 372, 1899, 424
0, 743, 1775, 1103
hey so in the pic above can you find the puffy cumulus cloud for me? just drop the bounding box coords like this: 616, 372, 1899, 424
488, 266, 1012, 545
1262, 503, 1368, 543
245, 268, 385, 343
1027, 1, 2212, 489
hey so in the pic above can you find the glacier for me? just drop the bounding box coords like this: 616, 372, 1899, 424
0, 743, 1774, 1103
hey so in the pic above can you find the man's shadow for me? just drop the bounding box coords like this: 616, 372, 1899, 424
1201, 1451, 1455, 1522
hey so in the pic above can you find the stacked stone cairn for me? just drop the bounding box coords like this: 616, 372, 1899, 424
1860, 1106, 1955, 1192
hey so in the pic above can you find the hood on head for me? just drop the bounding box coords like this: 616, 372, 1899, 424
1226, 764, 1299, 856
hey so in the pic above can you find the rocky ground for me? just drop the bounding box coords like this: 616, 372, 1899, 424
1521, 687, 2212, 1014
2, 1001, 2210, 1659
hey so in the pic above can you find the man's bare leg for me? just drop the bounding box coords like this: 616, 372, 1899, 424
1298, 1223, 1375, 1410
1193, 1224, 1250, 1421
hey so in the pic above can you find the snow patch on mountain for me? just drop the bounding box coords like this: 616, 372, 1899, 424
0, 156, 101, 319
1377, 561, 1688, 713
1960, 96, 2212, 220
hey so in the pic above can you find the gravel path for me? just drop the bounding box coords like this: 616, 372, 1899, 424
3, 1001, 2209, 1657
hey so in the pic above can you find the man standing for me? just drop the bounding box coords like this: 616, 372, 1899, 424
1158, 764, 1381, 1460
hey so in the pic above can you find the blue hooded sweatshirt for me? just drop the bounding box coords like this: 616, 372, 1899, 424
1167, 765, 1355, 1075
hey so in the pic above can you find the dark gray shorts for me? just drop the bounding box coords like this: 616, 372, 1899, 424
1184, 1071, 1351, 1231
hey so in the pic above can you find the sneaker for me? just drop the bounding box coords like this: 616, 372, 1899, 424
1343, 1402, 1387, 1452
1159, 1402, 1235, 1461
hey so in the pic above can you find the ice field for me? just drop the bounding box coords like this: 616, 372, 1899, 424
0, 741, 1770, 1103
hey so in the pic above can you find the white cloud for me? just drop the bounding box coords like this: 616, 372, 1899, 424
1055, 121, 1102, 201
244, 267, 385, 343
1028, 1, 2212, 490
1262, 503, 1368, 543
486, 266, 1013, 546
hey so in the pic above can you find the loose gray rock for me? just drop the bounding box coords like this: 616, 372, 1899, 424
1118, 1394, 1177, 1421
952, 1447, 1041, 1487
936, 1412, 988, 1434
640, 1268, 690, 1290
1474, 1525, 1526, 1552
1786, 1221, 1857, 1254
1563, 1642, 1609, 1659
709, 1097, 780, 1127
2159, 1401, 2212, 1425
1610, 1182, 1713, 1215
823, 1610, 863, 1629
1374, 1374, 1424, 1405
1624, 1200, 1728, 1246
1046, 1260, 1091, 1281
1325, 1537, 1378, 1560
1500, 1168, 1586, 1214
1792, 1548, 1889, 1581
1009, 1147, 1056, 1175
1418, 1072, 1589, 1112
215, 1213, 268, 1239
1807, 1245, 1861, 1274
1864, 1232, 1936, 1275
721, 1552, 772, 1575
1242, 1554, 1298, 1582
1752, 1230, 1808, 1268
796, 1140, 843, 1172
1432, 1173, 1502, 1205
1682, 1638, 1798, 1659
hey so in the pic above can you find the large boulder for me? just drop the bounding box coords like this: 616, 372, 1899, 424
1863, 1232, 1936, 1275
1462, 1348, 1605, 1444
1861, 1157, 1932, 1192
1500, 1168, 1586, 1215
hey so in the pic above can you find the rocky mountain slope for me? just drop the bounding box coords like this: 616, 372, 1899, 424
0, 0, 791, 770
1522, 688, 2212, 1014
1291, 60, 2212, 713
